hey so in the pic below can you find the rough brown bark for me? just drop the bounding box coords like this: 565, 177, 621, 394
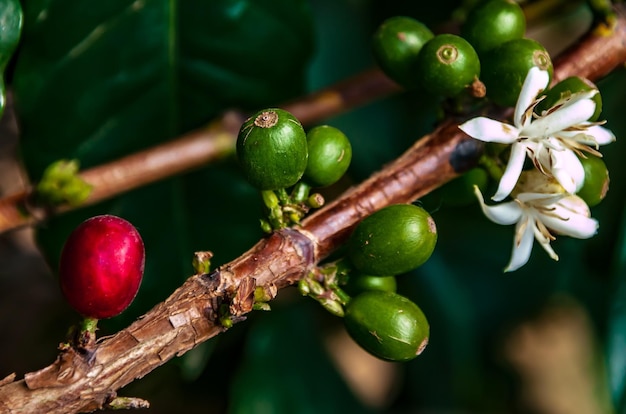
1, 6, 626, 413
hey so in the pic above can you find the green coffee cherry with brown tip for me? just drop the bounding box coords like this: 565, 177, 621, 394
414, 33, 481, 98
348, 204, 437, 276
481, 38, 553, 107
236, 108, 308, 190
344, 290, 429, 362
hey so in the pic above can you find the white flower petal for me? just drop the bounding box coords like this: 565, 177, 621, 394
459, 118, 520, 143
543, 215, 598, 239
541, 204, 598, 239
524, 100, 595, 139
587, 125, 617, 145
558, 125, 616, 147
558, 90, 598, 110
516, 192, 562, 204
493, 143, 527, 201
474, 186, 522, 225
515, 67, 550, 127
549, 150, 585, 193
505, 217, 535, 272
556, 194, 592, 216
533, 225, 559, 261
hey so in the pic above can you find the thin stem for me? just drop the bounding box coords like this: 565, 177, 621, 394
0, 70, 399, 235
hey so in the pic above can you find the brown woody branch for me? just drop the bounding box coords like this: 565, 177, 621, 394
1, 6, 626, 413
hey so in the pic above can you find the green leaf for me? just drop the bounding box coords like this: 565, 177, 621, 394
608, 226, 626, 411
229, 301, 370, 414
14, 0, 314, 178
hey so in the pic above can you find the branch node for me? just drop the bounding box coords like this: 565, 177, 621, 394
105, 395, 150, 410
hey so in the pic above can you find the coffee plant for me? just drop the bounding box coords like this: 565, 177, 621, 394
0, 0, 626, 412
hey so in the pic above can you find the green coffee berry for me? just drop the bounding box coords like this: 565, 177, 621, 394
344, 290, 429, 362
415, 33, 481, 98
343, 273, 397, 296
371, 16, 434, 88
577, 155, 609, 207
348, 204, 437, 276
481, 38, 553, 107
237, 108, 308, 190
535, 76, 602, 121
304, 125, 352, 187
461, 0, 526, 55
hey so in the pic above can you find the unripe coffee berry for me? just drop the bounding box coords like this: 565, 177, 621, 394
237, 108, 308, 190
348, 204, 437, 276
304, 125, 352, 187
415, 33, 481, 98
59, 215, 145, 319
577, 155, 609, 207
371, 16, 434, 89
535, 76, 602, 122
344, 290, 429, 362
461, 0, 526, 55
481, 38, 553, 107
343, 273, 397, 296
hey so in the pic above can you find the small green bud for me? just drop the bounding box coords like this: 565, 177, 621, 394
192, 251, 213, 274
321, 299, 345, 317
307, 193, 325, 209
36, 159, 93, 207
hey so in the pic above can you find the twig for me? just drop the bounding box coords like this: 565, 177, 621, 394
0, 69, 399, 234
1, 6, 626, 413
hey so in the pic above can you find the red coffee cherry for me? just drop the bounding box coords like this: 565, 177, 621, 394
59, 214, 145, 319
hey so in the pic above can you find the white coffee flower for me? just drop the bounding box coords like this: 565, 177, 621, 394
474, 170, 598, 272
459, 66, 615, 201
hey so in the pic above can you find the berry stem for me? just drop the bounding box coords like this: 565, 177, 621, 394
77, 317, 99, 349
291, 181, 311, 203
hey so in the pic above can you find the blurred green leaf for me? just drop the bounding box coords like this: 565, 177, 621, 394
601, 69, 626, 414
14, 0, 314, 178
603, 220, 626, 411
608, 213, 626, 411
229, 300, 369, 414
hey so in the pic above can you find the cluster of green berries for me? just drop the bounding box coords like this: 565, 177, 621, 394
236, 108, 352, 231
342, 203, 437, 362
372, 0, 552, 106
236, 108, 437, 361
300, 204, 437, 362
374, 0, 610, 207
